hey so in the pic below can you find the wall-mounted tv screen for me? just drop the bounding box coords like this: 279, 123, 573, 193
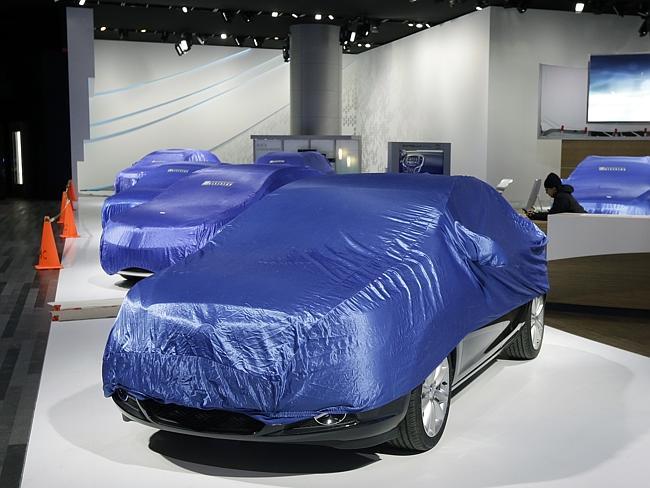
387, 142, 451, 175
587, 53, 650, 123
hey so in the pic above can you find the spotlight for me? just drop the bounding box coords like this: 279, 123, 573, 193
408, 22, 414, 27
175, 37, 191, 56
364, 43, 371, 48
78, 0, 85, 5
357, 43, 362, 47
328, 14, 335, 20
574, 2, 585, 13
140, 29, 148, 33
221, 10, 232, 22
181, 6, 188, 14
476, 0, 487, 10
350, 31, 357, 42
220, 33, 228, 40
253, 37, 264, 47
315, 13, 322, 20
195, 35, 206, 45
271, 11, 279, 18
415, 23, 423, 28
640, 19, 649, 37
234, 36, 245, 46
291, 13, 299, 19
425, 23, 432, 28
100, 26, 107, 32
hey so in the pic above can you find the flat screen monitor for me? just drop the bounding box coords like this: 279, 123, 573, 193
587, 53, 650, 123
388, 142, 451, 175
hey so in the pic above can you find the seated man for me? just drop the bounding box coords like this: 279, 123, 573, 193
526, 172, 586, 221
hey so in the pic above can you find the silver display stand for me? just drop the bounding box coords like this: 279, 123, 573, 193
251, 135, 362, 174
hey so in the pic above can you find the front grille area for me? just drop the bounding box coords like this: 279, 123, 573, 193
140, 400, 265, 435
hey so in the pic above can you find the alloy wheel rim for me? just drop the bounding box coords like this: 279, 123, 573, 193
530, 296, 545, 350
420, 358, 450, 438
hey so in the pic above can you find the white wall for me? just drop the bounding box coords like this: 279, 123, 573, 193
66, 7, 94, 188
487, 8, 649, 206
344, 10, 492, 178
80, 41, 290, 189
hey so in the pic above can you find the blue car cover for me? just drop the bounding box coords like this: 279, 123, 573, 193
255, 151, 334, 174
100, 163, 326, 275
102, 162, 225, 227
103, 174, 549, 425
565, 156, 650, 215
114, 149, 221, 193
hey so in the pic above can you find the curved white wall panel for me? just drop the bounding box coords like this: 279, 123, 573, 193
80, 41, 290, 189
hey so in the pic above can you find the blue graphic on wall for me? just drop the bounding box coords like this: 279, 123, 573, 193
588, 54, 650, 123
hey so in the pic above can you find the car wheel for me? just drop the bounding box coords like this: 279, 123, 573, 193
502, 295, 545, 360
389, 355, 454, 452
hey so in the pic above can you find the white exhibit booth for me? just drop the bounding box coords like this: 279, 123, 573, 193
18, 197, 650, 488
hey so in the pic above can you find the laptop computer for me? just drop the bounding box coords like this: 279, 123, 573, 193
525, 178, 542, 211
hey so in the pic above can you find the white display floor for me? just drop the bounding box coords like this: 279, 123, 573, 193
20, 197, 650, 487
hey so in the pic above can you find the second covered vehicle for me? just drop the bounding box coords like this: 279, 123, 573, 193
100, 152, 333, 278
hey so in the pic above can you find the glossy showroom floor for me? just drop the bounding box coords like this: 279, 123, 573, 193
14, 198, 650, 487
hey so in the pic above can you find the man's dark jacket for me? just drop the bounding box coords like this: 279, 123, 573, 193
530, 185, 586, 221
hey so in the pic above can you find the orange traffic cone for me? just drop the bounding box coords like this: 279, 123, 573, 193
60, 203, 80, 238
35, 217, 63, 270
57, 191, 68, 224
67, 179, 78, 202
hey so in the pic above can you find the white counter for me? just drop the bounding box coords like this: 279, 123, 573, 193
547, 213, 650, 261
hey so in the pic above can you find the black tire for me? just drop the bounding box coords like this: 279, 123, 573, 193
389, 355, 454, 452
502, 295, 545, 360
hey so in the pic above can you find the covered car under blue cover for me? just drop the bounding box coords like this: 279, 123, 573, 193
102, 161, 224, 227
103, 174, 548, 424
565, 156, 650, 215
255, 151, 334, 174
100, 163, 326, 275
114, 149, 220, 193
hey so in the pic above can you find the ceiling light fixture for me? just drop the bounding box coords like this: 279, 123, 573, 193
140, 28, 147, 33
271, 11, 279, 18
221, 10, 232, 22
181, 6, 188, 14
574, 2, 585, 13
220, 33, 228, 40
315, 13, 322, 20
78, 0, 86, 5
291, 13, 299, 18
328, 14, 335, 20
175, 38, 191, 56
365, 43, 371, 48
415, 23, 423, 28
234, 36, 245, 46
100, 26, 107, 32
640, 18, 649, 37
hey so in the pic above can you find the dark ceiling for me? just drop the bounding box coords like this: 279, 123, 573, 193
38, 1, 650, 54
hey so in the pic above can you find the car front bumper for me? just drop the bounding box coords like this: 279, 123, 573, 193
112, 391, 409, 449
